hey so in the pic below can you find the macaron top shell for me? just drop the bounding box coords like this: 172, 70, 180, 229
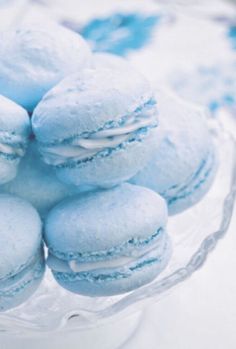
0, 194, 42, 280
0, 95, 30, 139
0, 24, 91, 112
45, 183, 168, 260
32, 63, 154, 144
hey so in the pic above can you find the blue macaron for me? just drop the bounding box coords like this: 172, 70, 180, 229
45, 183, 171, 297
0, 141, 84, 219
32, 60, 159, 188
0, 95, 30, 185
130, 92, 218, 215
0, 23, 91, 112
0, 194, 45, 311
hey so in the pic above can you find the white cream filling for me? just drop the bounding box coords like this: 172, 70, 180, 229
69, 256, 136, 272
40, 113, 155, 166
0, 142, 25, 157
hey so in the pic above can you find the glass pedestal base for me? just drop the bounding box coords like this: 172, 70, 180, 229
0, 311, 142, 349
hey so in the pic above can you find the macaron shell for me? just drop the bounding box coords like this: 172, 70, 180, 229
151, 92, 211, 189
0, 95, 30, 138
130, 91, 217, 214
167, 147, 218, 215
32, 63, 153, 143
0, 96, 30, 184
0, 194, 42, 279
0, 24, 92, 112
45, 183, 168, 258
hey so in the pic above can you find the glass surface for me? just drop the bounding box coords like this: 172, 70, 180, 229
0, 112, 235, 335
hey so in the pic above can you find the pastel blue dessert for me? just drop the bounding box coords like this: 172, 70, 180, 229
78, 13, 160, 56
0, 194, 45, 311
0, 23, 91, 112
170, 63, 236, 113
1, 141, 83, 219
130, 92, 218, 215
45, 183, 171, 296
0, 95, 30, 185
32, 62, 159, 188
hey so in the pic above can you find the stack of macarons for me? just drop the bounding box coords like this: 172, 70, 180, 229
0, 22, 217, 311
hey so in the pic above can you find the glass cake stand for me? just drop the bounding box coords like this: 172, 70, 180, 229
0, 111, 235, 349
0, 1, 236, 348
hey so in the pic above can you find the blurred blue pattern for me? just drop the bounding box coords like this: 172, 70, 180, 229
228, 25, 236, 49
171, 63, 236, 115
64, 13, 160, 56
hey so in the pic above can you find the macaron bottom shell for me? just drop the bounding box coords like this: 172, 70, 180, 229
167, 146, 218, 215
56, 127, 159, 188
51, 234, 171, 297
167, 145, 218, 215
0, 247, 45, 312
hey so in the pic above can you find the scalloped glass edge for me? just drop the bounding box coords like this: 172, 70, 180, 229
0, 113, 235, 335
